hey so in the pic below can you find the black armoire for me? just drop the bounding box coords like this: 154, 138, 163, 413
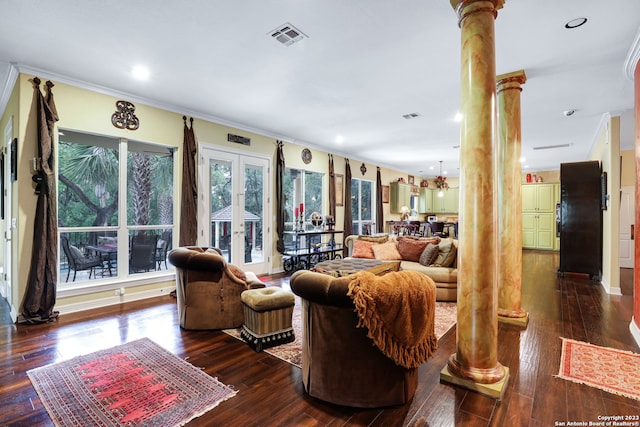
557, 161, 603, 281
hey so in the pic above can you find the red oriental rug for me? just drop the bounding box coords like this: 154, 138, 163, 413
557, 337, 640, 401
27, 338, 237, 426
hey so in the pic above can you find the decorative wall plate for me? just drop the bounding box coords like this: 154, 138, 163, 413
302, 148, 312, 164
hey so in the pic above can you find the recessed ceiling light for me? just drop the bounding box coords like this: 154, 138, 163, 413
132, 65, 150, 80
519, 157, 526, 163
335, 135, 344, 144
565, 17, 588, 29
454, 112, 463, 122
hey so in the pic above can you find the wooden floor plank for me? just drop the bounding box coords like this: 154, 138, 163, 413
0, 250, 638, 426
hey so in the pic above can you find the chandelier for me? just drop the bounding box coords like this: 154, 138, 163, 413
435, 161, 448, 198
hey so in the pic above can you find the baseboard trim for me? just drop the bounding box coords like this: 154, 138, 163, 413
55, 285, 176, 315
600, 277, 622, 296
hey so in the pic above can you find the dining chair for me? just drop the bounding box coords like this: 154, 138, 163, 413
428, 221, 449, 238
61, 236, 104, 282
130, 234, 159, 273
155, 238, 169, 270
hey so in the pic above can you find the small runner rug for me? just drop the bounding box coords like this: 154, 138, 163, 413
27, 337, 237, 427
224, 299, 457, 368
557, 337, 640, 401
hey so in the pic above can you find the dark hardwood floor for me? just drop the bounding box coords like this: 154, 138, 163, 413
1, 250, 638, 426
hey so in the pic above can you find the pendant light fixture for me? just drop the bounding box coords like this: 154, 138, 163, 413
436, 161, 446, 198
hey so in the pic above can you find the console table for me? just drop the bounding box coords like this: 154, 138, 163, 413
282, 230, 343, 272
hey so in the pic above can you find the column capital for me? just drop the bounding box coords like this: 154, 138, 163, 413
450, 0, 505, 25
497, 69, 527, 93
624, 26, 640, 80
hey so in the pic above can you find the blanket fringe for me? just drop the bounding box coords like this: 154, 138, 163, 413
348, 272, 438, 369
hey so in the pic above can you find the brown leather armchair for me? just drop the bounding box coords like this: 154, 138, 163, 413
168, 246, 264, 330
290, 269, 437, 408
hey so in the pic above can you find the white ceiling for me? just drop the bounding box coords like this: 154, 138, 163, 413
0, 1, 638, 177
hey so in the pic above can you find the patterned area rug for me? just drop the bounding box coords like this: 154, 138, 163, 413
224, 298, 457, 368
27, 338, 237, 426
557, 337, 640, 401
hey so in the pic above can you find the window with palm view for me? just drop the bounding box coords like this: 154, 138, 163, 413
58, 130, 175, 284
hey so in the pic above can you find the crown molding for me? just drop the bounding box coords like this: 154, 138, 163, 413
0, 62, 19, 117
624, 26, 640, 81
13, 63, 297, 144
5, 63, 401, 176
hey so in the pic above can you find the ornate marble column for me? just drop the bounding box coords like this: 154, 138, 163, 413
496, 70, 528, 327
441, 0, 509, 399
625, 29, 640, 347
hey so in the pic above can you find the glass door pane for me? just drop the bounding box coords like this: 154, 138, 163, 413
209, 158, 233, 262
200, 146, 270, 275
242, 161, 265, 267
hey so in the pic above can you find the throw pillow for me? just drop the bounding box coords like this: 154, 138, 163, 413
227, 263, 247, 281
372, 241, 402, 260
433, 239, 457, 267
357, 235, 389, 243
397, 237, 430, 262
419, 243, 440, 266
69, 245, 85, 260
352, 239, 377, 259
399, 235, 441, 245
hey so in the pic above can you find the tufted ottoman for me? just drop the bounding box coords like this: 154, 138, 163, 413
312, 258, 401, 277
240, 287, 296, 352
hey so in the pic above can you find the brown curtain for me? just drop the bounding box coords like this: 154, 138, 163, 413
179, 116, 198, 247
343, 159, 353, 256
21, 78, 59, 324
328, 154, 336, 219
376, 166, 384, 233
275, 140, 286, 254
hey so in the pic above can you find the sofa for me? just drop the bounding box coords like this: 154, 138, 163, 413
344, 234, 458, 301
168, 246, 264, 330
290, 269, 437, 408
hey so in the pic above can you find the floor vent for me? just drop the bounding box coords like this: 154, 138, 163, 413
269, 23, 307, 46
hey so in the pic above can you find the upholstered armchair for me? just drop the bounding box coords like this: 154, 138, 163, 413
290, 269, 437, 408
168, 246, 264, 330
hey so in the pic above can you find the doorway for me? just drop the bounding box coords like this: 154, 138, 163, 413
198, 145, 270, 275
619, 186, 634, 269
2, 118, 12, 320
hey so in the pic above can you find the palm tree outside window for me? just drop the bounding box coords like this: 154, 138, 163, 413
57, 129, 175, 284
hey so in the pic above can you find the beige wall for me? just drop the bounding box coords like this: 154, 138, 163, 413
4, 73, 629, 315
621, 149, 635, 187
4, 73, 413, 314
590, 115, 621, 294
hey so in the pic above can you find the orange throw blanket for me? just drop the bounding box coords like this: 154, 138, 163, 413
347, 270, 438, 369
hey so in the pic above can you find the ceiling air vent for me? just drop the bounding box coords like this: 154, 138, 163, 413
402, 113, 420, 119
269, 23, 307, 46
532, 143, 572, 150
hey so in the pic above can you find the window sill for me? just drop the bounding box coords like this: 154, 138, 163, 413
57, 270, 176, 299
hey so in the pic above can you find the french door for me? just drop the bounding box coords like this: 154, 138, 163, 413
198, 145, 270, 275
